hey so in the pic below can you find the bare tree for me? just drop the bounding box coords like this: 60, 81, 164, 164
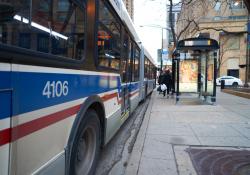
168, 0, 248, 44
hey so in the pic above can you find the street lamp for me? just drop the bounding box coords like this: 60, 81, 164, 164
244, 12, 249, 87
139, 25, 171, 72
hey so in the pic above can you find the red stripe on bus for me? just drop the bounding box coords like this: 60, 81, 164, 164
0, 92, 122, 147
101, 93, 118, 102
0, 128, 11, 146
11, 105, 81, 142
129, 91, 139, 97
0, 104, 81, 147
101, 92, 123, 105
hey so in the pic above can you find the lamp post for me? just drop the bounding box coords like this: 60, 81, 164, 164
139, 25, 171, 73
245, 12, 249, 87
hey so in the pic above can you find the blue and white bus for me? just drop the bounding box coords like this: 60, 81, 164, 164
0, 0, 157, 174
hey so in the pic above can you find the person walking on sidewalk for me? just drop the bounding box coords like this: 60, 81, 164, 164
161, 69, 172, 97
157, 72, 164, 94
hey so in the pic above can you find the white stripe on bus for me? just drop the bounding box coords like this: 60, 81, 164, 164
0, 144, 9, 175
12, 64, 120, 76
0, 63, 11, 71
0, 118, 10, 131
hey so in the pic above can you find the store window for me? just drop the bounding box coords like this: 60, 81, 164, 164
98, 0, 121, 70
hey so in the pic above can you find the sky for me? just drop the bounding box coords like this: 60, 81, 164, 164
134, 0, 180, 64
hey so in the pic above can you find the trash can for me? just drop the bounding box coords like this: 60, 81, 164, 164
221, 80, 225, 89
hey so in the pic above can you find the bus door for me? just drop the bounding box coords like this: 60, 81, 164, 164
120, 62, 129, 120
120, 32, 130, 121
0, 63, 12, 175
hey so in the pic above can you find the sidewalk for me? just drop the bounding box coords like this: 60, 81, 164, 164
125, 89, 250, 175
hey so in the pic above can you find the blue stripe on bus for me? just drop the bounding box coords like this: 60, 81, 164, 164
10, 72, 120, 117
129, 82, 139, 92
0, 71, 11, 89
0, 91, 11, 120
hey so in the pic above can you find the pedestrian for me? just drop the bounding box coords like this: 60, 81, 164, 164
158, 72, 163, 85
161, 69, 172, 97
157, 71, 164, 94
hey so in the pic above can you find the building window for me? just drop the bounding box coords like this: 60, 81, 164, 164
214, 1, 221, 11
0, 0, 86, 60
230, 0, 245, 9
225, 36, 240, 50
98, 0, 121, 70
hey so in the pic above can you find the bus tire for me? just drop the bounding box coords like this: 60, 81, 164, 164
69, 109, 101, 175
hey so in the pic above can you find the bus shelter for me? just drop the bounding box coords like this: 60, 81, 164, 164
173, 38, 219, 103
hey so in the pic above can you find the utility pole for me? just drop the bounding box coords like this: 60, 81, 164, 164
161, 28, 163, 73
245, 12, 249, 87
140, 25, 171, 73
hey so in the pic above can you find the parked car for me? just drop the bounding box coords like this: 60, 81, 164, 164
216, 76, 243, 86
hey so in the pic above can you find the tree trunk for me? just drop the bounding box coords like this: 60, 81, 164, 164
169, 0, 177, 45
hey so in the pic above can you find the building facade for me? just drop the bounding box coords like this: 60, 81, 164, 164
122, 0, 134, 21
176, 0, 249, 83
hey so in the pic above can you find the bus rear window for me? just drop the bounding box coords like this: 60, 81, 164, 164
0, 0, 86, 60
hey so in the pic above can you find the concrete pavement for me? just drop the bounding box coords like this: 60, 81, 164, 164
125, 89, 250, 175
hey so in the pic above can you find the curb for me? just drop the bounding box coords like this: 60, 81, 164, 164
222, 89, 250, 99
125, 92, 155, 175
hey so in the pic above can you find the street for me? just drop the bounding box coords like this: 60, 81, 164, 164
95, 97, 150, 175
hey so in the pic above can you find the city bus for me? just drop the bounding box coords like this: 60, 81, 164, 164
0, 0, 157, 174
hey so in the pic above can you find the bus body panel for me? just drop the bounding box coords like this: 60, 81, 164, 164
139, 48, 145, 102
0, 0, 157, 173
1, 64, 121, 175
104, 109, 122, 144
147, 80, 155, 95
33, 151, 65, 175
129, 82, 140, 112
0, 63, 11, 175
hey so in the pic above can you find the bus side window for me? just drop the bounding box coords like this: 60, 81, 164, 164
131, 45, 140, 82
0, 0, 86, 60
97, 0, 121, 71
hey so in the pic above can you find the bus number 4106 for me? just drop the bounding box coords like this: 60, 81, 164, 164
43, 81, 69, 98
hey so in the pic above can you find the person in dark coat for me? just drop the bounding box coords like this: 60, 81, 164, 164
157, 72, 164, 94
161, 69, 172, 97
158, 73, 163, 85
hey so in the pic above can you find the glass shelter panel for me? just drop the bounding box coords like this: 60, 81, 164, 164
207, 52, 215, 95
179, 54, 198, 92
200, 53, 206, 95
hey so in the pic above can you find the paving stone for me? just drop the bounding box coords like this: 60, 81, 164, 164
190, 124, 242, 137
170, 111, 248, 124
147, 122, 195, 136
146, 134, 201, 146
174, 146, 197, 175
138, 157, 178, 175
142, 136, 174, 160
231, 123, 250, 138
198, 136, 250, 147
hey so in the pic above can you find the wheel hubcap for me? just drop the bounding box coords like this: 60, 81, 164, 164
75, 126, 97, 175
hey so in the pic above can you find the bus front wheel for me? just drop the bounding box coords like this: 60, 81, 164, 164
70, 109, 101, 175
